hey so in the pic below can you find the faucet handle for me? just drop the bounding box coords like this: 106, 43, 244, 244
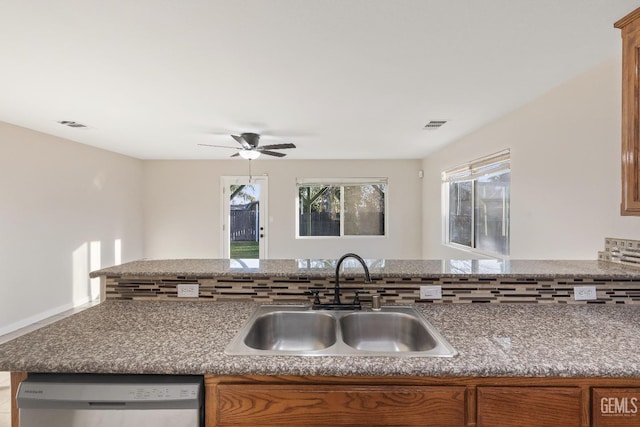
352, 290, 361, 305
311, 290, 321, 305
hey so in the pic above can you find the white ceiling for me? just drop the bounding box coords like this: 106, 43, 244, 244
0, 1, 637, 160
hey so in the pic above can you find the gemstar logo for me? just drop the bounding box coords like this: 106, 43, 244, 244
601, 397, 638, 416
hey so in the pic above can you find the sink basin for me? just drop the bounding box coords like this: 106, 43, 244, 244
340, 312, 437, 352
226, 305, 457, 357
244, 311, 336, 351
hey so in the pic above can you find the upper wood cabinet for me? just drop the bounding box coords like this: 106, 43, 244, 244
615, 8, 640, 216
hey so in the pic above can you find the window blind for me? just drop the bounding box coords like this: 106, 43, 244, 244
441, 149, 510, 182
296, 177, 388, 186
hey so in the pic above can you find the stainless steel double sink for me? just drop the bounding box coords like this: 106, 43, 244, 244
225, 305, 458, 357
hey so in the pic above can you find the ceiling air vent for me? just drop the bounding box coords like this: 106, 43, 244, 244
58, 120, 87, 128
424, 120, 447, 130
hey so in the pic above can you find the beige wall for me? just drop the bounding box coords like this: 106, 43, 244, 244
142, 159, 423, 259
0, 122, 143, 335
5, 55, 640, 335
422, 57, 640, 259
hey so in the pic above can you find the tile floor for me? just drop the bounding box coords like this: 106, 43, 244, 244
0, 300, 99, 427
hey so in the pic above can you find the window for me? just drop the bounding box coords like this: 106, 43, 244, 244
442, 150, 510, 256
296, 178, 387, 237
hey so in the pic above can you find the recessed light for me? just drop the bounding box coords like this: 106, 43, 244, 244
58, 120, 87, 128
424, 120, 447, 130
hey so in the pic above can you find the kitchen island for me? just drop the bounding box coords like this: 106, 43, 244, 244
1, 300, 640, 377
91, 258, 640, 305
3, 258, 640, 426
1, 300, 640, 426
89, 258, 640, 279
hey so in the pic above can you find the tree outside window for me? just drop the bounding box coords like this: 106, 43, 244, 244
297, 180, 386, 237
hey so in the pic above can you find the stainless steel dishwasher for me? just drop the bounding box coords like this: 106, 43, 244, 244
17, 374, 203, 427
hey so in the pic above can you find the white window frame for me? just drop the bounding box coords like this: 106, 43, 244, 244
442, 150, 510, 258
295, 177, 388, 239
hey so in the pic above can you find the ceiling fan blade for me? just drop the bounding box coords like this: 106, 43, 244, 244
231, 134, 252, 150
259, 143, 296, 150
260, 150, 287, 158
198, 143, 238, 149
230, 152, 240, 158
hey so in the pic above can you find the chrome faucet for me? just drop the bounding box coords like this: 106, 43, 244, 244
312, 253, 372, 310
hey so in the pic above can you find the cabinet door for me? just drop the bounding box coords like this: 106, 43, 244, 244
477, 386, 583, 427
593, 388, 640, 427
615, 8, 640, 215
210, 384, 466, 426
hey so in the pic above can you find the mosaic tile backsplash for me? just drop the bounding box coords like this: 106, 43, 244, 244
105, 274, 640, 305
599, 237, 640, 268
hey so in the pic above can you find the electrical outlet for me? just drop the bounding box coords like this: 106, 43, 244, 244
177, 284, 199, 298
574, 286, 597, 301
420, 285, 442, 300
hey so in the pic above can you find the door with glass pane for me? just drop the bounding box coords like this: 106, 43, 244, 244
221, 176, 268, 259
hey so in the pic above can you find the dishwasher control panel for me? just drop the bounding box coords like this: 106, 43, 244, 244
19, 381, 200, 403
130, 385, 198, 401
17, 374, 203, 410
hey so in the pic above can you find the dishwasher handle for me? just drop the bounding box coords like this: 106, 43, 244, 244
88, 401, 127, 408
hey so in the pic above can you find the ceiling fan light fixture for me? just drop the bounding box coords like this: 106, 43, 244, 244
201, 131, 296, 158
239, 150, 261, 160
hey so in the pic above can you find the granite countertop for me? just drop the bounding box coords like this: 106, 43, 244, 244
1, 300, 639, 377
90, 258, 640, 279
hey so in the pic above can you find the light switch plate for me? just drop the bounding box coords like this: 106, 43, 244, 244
574, 286, 597, 301
177, 284, 199, 298
420, 285, 442, 300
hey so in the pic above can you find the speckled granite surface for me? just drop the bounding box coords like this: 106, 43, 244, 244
1, 301, 639, 377
91, 258, 640, 279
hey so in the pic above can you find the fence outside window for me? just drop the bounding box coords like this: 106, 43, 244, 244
230, 205, 259, 242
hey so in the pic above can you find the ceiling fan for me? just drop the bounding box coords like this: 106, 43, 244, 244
198, 132, 296, 159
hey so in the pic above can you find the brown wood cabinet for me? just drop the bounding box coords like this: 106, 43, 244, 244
204, 376, 640, 427
615, 8, 640, 216
592, 388, 640, 427
213, 384, 465, 426
206, 376, 472, 427
477, 386, 584, 427
10, 372, 26, 427
10, 373, 640, 427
